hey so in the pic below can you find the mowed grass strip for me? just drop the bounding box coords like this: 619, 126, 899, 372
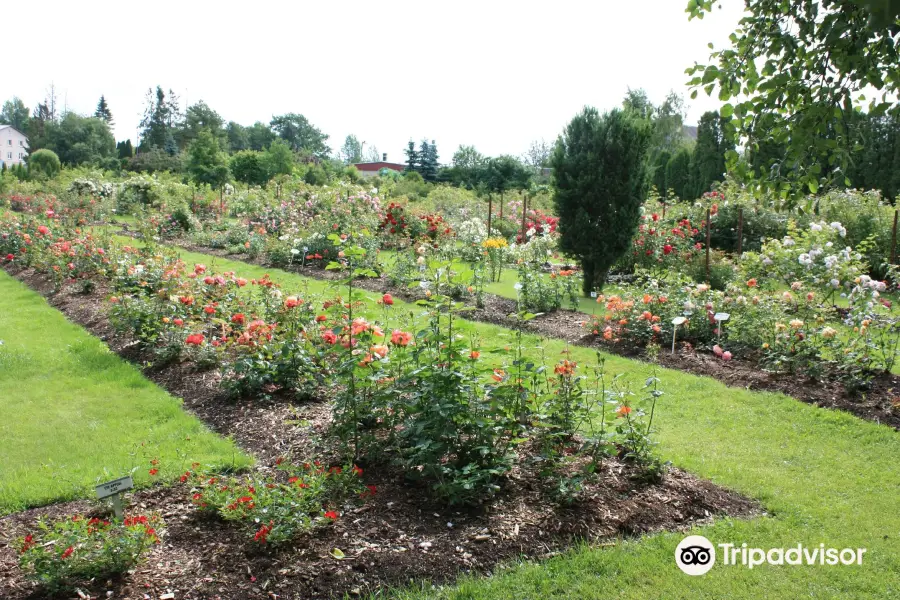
0, 270, 250, 514
136, 240, 900, 599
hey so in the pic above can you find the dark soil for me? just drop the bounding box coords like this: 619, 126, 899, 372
0, 264, 762, 599
170, 237, 900, 431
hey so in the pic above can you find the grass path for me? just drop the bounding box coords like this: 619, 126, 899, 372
0, 271, 250, 514
113, 237, 900, 599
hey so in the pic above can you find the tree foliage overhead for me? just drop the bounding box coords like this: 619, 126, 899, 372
551, 107, 651, 294
687, 0, 900, 205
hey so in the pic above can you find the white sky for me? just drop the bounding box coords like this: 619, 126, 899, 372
4, 0, 744, 162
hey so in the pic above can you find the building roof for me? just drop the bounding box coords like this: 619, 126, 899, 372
352, 161, 406, 172
0, 124, 28, 139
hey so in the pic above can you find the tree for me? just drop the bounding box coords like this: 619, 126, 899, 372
117, 139, 134, 159
666, 147, 694, 200
623, 89, 689, 199
94, 95, 113, 126
230, 150, 271, 188
687, 0, 900, 204
420, 139, 439, 182
38, 113, 116, 166
447, 144, 486, 188
404, 140, 419, 173
28, 149, 61, 179
247, 121, 276, 151
263, 139, 294, 177
551, 107, 651, 294
178, 100, 226, 149
138, 86, 183, 152
523, 139, 552, 172
483, 155, 532, 195
226, 122, 249, 152
186, 130, 230, 191
340, 135, 363, 163
692, 111, 732, 196
269, 113, 329, 157
365, 145, 381, 162
1, 97, 29, 130
651, 150, 671, 197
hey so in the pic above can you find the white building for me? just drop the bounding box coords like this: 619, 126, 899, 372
0, 125, 28, 169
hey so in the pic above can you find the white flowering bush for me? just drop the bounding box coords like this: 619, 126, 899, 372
739, 221, 868, 302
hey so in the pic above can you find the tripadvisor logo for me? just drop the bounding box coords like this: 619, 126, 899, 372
675, 535, 867, 575
676, 535, 716, 575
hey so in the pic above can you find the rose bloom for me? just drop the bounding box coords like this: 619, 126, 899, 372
390, 330, 412, 346
382, 293, 394, 305
351, 318, 369, 335
370, 344, 389, 358
469, 350, 480, 360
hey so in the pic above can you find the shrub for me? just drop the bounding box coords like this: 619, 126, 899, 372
16, 514, 162, 591
28, 149, 62, 179
552, 107, 651, 293
189, 463, 367, 545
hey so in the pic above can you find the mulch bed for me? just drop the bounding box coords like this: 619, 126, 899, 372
0, 264, 762, 599
170, 238, 900, 431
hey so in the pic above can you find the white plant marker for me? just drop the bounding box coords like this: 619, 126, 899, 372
671, 316, 687, 354
96, 475, 133, 520
714, 312, 730, 342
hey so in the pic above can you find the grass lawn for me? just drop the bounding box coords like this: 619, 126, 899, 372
122, 238, 900, 599
0, 271, 251, 514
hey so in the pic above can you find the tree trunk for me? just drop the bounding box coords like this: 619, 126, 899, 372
581, 259, 595, 296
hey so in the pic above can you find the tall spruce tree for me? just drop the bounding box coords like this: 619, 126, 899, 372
420, 139, 439, 182
552, 108, 651, 294
94, 95, 113, 126
404, 140, 419, 173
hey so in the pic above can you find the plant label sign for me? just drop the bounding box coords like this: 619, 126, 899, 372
96, 476, 133, 500
714, 313, 731, 322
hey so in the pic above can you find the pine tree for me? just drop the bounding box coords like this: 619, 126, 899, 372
94, 95, 114, 126
404, 140, 419, 173
552, 108, 651, 293
418, 139, 439, 182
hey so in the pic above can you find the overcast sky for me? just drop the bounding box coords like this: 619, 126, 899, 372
5, 0, 744, 162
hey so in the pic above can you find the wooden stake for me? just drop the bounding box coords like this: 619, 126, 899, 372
892, 209, 898, 265
705, 208, 711, 283
521, 193, 528, 243
487, 195, 493, 235
737, 207, 744, 255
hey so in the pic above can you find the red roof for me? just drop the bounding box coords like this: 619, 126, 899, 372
353, 161, 406, 172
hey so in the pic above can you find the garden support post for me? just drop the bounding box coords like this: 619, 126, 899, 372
892, 209, 898, 266
737, 207, 744, 255
705, 208, 711, 283
500, 192, 504, 220
487, 195, 493, 235
521, 194, 528, 242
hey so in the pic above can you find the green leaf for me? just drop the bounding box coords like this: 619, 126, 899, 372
720, 103, 734, 118
331, 548, 345, 560
807, 180, 819, 194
